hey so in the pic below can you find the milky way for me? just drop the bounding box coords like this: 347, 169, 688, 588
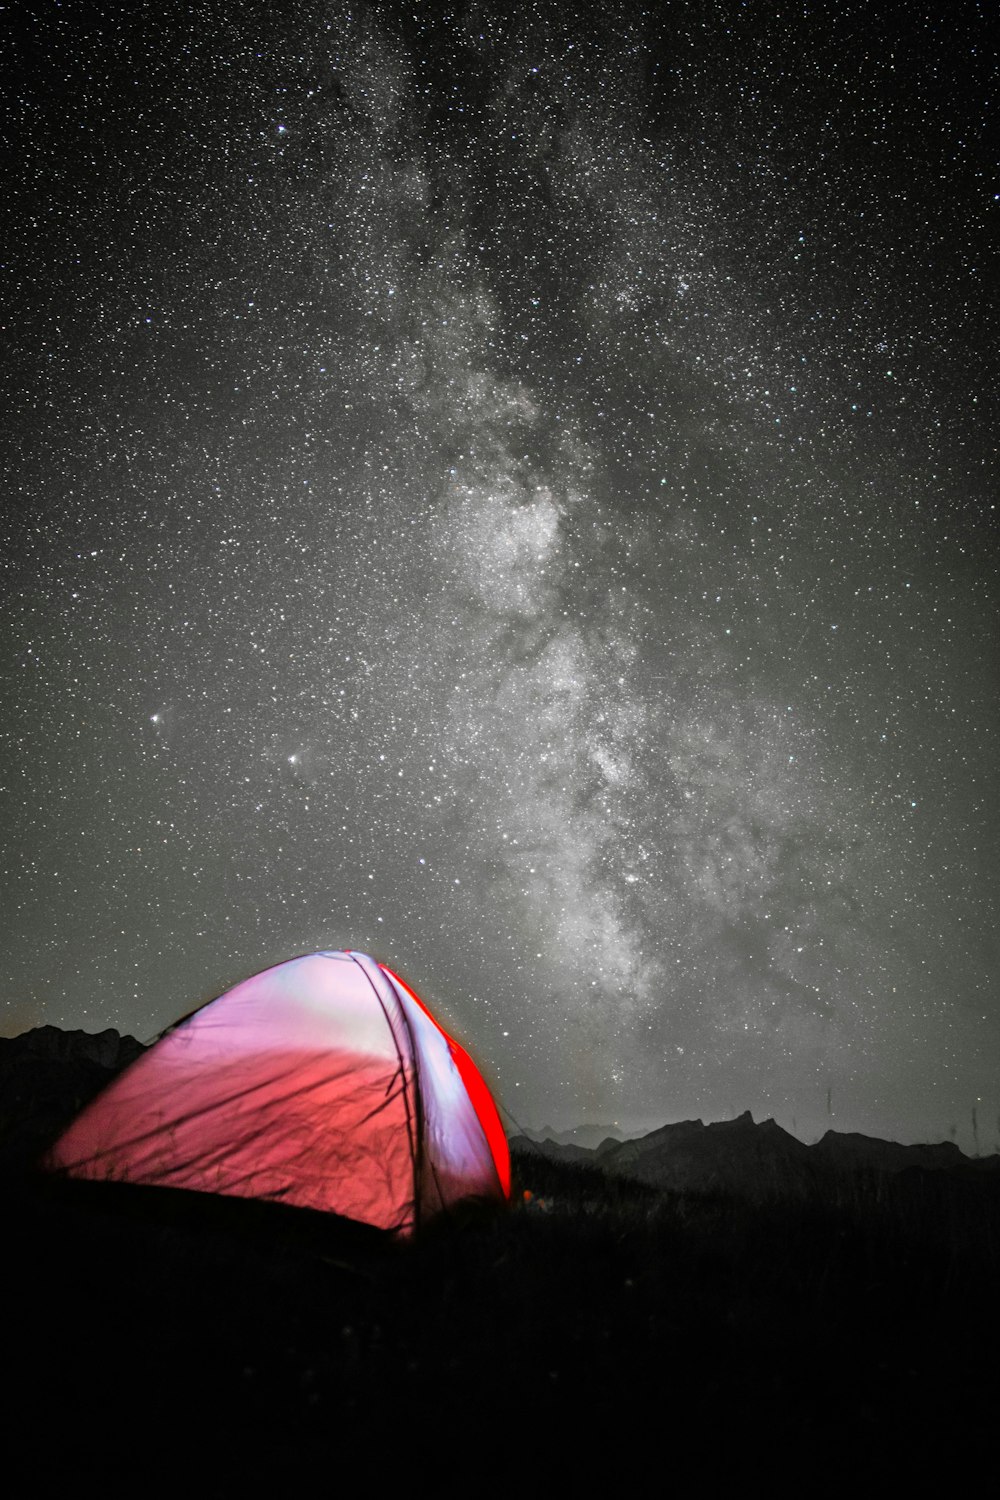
2, 1, 996, 1149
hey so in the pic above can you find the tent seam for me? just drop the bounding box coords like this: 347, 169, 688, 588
348, 953, 422, 1235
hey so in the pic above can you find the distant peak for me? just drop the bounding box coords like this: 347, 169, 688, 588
710, 1110, 756, 1129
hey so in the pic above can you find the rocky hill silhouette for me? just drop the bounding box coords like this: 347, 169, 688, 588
511, 1109, 998, 1200
0, 1024, 146, 1170
517, 1121, 643, 1150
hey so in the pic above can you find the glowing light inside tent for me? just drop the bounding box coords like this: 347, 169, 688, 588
44, 951, 510, 1232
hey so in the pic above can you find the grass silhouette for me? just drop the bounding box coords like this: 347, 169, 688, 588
2, 1035, 996, 1487
2, 1141, 996, 1488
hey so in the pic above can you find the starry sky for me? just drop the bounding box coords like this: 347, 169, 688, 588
3, 0, 997, 1150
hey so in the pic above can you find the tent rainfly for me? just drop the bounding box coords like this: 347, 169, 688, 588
43, 950, 510, 1234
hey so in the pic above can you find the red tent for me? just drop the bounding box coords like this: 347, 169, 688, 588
43, 951, 510, 1234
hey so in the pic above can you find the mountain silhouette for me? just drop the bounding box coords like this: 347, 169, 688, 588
0, 1025, 146, 1170
511, 1109, 998, 1199
2, 1026, 996, 1195
518, 1121, 641, 1150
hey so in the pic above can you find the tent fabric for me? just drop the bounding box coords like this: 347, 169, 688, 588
42, 951, 510, 1234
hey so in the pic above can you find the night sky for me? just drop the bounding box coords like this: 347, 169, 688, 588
3, 1, 996, 1150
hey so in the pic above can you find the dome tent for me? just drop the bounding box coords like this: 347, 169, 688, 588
43, 951, 510, 1234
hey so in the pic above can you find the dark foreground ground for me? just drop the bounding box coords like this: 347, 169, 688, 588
3, 1143, 998, 1491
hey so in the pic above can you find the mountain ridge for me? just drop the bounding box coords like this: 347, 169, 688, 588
0, 1024, 148, 1170
2, 1026, 996, 1194
511, 1109, 999, 1198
